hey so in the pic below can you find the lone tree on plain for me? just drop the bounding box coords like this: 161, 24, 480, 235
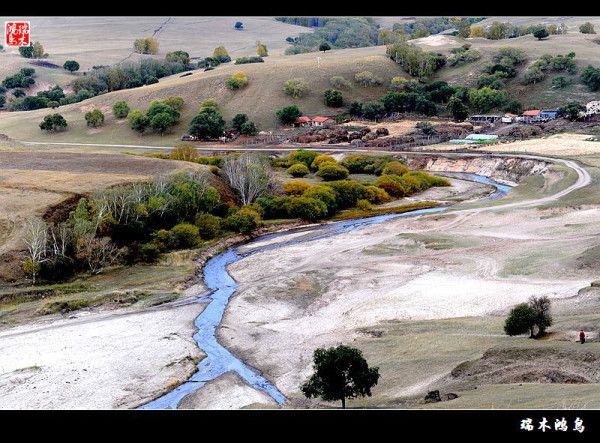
533, 28, 549, 40
63, 60, 80, 72
504, 296, 553, 338
301, 345, 380, 409
39, 114, 67, 132
319, 42, 331, 53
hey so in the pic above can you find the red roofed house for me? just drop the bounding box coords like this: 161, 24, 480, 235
519, 109, 541, 124
502, 113, 518, 124
311, 116, 335, 127
293, 116, 311, 127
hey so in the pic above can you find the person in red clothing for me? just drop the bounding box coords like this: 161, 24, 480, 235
579, 329, 586, 344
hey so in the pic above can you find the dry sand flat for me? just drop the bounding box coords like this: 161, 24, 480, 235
178, 371, 276, 410
0, 302, 205, 409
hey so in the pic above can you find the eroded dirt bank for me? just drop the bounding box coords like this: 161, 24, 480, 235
402, 154, 550, 185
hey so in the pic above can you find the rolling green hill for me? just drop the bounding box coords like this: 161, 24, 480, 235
1, 23, 599, 146
0, 47, 405, 146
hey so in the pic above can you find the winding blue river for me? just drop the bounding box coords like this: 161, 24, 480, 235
139, 173, 511, 409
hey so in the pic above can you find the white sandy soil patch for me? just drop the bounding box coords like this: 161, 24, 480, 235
178, 371, 276, 409
0, 303, 204, 409
434, 133, 600, 156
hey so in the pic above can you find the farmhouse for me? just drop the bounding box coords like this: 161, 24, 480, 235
539, 109, 559, 120
294, 116, 335, 127
518, 109, 542, 124
502, 113, 518, 123
293, 116, 312, 127
311, 116, 335, 127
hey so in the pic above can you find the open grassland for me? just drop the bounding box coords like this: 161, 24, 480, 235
0, 150, 206, 258
0, 249, 197, 327
0, 17, 311, 83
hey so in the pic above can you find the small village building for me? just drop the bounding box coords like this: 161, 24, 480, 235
311, 116, 335, 127
502, 113, 518, 124
539, 109, 559, 120
468, 115, 503, 124
293, 116, 312, 127
518, 110, 542, 124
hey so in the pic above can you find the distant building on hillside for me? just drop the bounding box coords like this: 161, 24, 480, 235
502, 113, 518, 123
293, 116, 312, 127
468, 115, 503, 124
518, 109, 542, 123
293, 115, 335, 127
311, 116, 335, 127
540, 109, 559, 120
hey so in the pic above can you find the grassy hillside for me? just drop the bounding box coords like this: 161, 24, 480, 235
0, 17, 311, 88
414, 30, 600, 108
1, 25, 599, 145
0, 47, 405, 145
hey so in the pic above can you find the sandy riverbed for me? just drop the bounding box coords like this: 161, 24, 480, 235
0, 302, 205, 409
218, 199, 599, 404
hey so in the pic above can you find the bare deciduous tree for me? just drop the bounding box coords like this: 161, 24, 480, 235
221, 154, 275, 205
22, 218, 49, 285
76, 235, 121, 274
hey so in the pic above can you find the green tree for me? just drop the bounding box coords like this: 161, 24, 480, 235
288, 149, 319, 168
128, 110, 149, 134
559, 102, 585, 120
195, 213, 221, 239
324, 89, 343, 107
533, 28, 549, 40
301, 345, 380, 408
319, 42, 331, 53
63, 60, 80, 72
316, 163, 350, 181
529, 296, 553, 337
284, 196, 328, 221
581, 65, 600, 91
232, 113, 248, 130
165, 50, 190, 67
579, 22, 596, 34
39, 114, 67, 132
504, 303, 536, 337
468, 87, 507, 113
112, 101, 130, 118
283, 78, 309, 98
240, 121, 258, 135
447, 96, 469, 121
19, 45, 34, 58
287, 163, 310, 177
149, 112, 177, 135
276, 105, 302, 125
189, 107, 226, 140
362, 101, 385, 121
225, 207, 262, 234
84, 109, 105, 127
